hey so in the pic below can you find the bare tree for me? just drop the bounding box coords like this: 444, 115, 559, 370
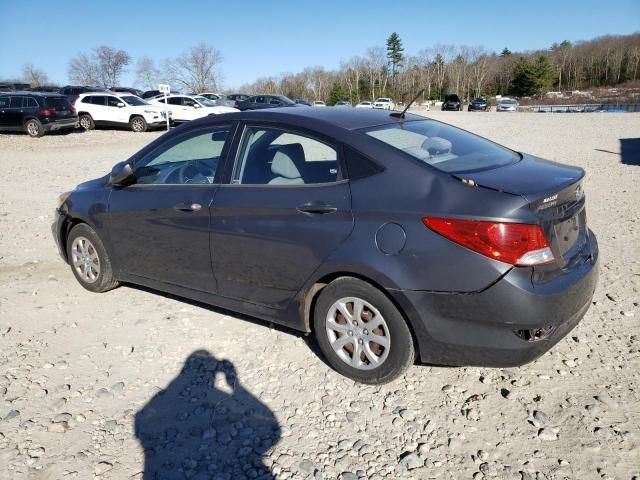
22, 63, 49, 87
167, 43, 223, 93
95, 46, 131, 88
135, 57, 161, 90
68, 52, 100, 85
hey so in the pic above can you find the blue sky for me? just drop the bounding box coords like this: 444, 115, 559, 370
0, 0, 638, 88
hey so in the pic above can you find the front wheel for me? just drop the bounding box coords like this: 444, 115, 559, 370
313, 277, 415, 384
25, 119, 44, 137
66, 223, 119, 293
79, 114, 95, 130
130, 115, 148, 132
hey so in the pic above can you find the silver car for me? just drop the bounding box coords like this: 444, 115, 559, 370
497, 98, 519, 112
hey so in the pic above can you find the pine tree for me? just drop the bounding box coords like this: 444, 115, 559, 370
510, 55, 555, 97
500, 47, 512, 57
386, 32, 404, 79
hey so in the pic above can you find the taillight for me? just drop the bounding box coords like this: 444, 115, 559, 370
423, 217, 554, 266
38, 108, 57, 116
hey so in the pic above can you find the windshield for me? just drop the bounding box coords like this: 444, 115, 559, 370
276, 96, 295, 105
375, 98, 389, 102
362, 120, 519, 173
121, 95, 148, 106
194, 96, 217, 107
500, 99, 517, 105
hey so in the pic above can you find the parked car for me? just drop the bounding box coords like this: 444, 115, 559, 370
236, 95, 298, 111
312, 100, 327, 107
226, 93, 251, 108
142, 90, 163, 99
373, 98, 394, 110
0, 92, 77, 137
75, 92, 172, 132
28, 86, 61, 93
334, 100, 352, 107
468, 97, 490, 112
442, 94, 462, 111
294, 99, 312, 106
148, 94, 237, 122
53, 108, 598, 384
111, 87, 144, 97
59, 85, 109, 104
355, 101, 374, 109
196, 92, 222, 101
195, 93, 236, 108
497, 97, 519, 112
0, 82, 30, 92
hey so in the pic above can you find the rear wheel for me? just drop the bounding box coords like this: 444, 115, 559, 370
25, 119, 44, 138
130, 115, 147, 132
66, 223, 119, 293
313, 277, 415, 384
79, 114, 94, 130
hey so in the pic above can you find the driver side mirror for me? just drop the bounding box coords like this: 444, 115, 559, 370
108, 161, 135, 186
193, 103, 201, 109
117, 102, 125, 108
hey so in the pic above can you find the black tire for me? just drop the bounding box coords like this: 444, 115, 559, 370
66, 223, 119, 293
79, 114, 95, 130
313, 277, 415, 384
130, 115, 148, 132
25, 119, 45, 138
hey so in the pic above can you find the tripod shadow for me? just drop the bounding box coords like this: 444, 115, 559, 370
135, 350, 280, 479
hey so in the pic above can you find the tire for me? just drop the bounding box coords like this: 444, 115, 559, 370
66, 223, 119, 293
130, 115, 148, 132
25, 119, 44, 138
313, 277, 415, 384
79, 114, 95, 130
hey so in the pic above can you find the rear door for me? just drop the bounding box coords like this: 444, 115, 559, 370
104, 123, 234, 292
210, 123, 354, 309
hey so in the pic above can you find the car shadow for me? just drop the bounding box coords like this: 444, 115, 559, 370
134, 350, 281, 479
620, 138, 640, 166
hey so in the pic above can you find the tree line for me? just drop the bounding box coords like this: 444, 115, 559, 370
5, 32, 639, 104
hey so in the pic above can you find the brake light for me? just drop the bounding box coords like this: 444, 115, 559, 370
38, 108, 57, 116
423, 217, 554, 266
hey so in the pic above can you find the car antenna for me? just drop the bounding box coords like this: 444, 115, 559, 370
390, 89, 425, 119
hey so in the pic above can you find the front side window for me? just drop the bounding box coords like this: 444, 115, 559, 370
362, 120, 519, 173
106, 96, 122, 107
167, 97, 182, 105
183, 97, 197, 107
91, 96, 106, 106
134, 126, 230, 185
25, 97, 39, 108
232, 126, 339, 185
194, 96, 215, 107
255, 96, 266, 104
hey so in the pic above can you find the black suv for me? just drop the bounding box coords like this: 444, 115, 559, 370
442, 94, 462, 111
0, 92, 78, 137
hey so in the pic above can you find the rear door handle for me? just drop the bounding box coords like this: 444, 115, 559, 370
173, 202, 202, 212
296, 203, 337, 215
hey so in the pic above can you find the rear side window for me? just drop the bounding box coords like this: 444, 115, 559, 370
45, 97, 70, 109
91, 96, 106, 105
0, 96, 9, 108
9, 97, 24, 108
232, 126, 339, 185
362, 120, 520, 173
25, 97, 39, 108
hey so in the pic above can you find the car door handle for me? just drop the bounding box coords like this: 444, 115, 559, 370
296, 203, 337, 215
173, 202, 202, 212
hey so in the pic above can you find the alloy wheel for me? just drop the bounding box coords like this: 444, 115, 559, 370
26, 121, 40, 136
132, 118, 144, 132
71, 236, 100, 283
325, 297, 391, 370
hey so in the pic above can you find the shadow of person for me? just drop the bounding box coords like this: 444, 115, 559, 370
135, 350, 280, 480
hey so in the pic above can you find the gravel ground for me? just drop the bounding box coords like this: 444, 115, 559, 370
0, 113, 639, 480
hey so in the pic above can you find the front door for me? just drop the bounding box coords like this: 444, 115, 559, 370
210, 124, 354, 309
104, 124, 234, 292
0, 96, 10, 127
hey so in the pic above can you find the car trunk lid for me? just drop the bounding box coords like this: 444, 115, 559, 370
456, 154, 588, 268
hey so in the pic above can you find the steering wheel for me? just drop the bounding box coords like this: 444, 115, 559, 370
177, 161, 202, 184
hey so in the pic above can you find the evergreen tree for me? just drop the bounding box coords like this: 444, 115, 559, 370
386, 32, 404, 78
500, 47, 512, 57
510, 55, 555, 97
328, 82, 348, 105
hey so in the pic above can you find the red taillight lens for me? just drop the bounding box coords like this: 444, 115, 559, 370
38, 108, 56, 116
423, 217, 554, 266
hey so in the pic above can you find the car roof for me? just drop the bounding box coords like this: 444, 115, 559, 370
190, 106, 425, 131
0, 91, 65, 97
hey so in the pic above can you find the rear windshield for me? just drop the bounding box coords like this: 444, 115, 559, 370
45, 97, 71, 109
362, 120, 520, 173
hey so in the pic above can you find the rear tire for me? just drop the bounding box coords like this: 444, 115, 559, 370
130, 115, 148, 132
66, 223, 119, 293
25, 119, 44, 138
313, 277, 415, 384
79, 114, 95, 130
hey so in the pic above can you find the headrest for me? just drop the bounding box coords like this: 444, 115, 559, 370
271, 151, 301, 179
422, 136, 452, 155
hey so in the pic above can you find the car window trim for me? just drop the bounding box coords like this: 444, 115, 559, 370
219, 121, 347, 187
126, 122, 238, 187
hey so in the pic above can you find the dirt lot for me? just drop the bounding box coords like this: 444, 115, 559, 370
0, 113, 639, 480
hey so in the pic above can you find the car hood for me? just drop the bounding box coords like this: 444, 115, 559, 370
76, 174, 109, 190
457, 153, 584, 200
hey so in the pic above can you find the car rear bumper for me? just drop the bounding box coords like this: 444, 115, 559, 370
43, 117, 78, 131
392, 230, 599, 367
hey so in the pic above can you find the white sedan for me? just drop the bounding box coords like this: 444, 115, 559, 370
312, 101, 326, 107
148, 94, 238, 122
355, 101, 374, 108
373, 98, 395, 110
